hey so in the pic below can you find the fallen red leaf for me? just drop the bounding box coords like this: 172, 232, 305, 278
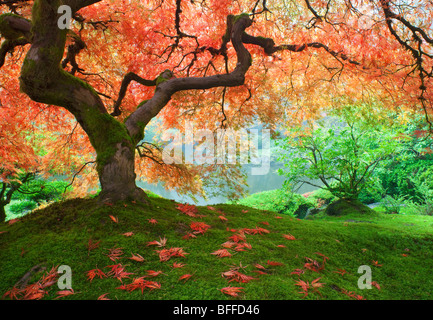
145, 270, 163, 277
254, 264, 266, 270
211, 249, 232, 258
283, 234, 296, 240
372, 260, 382, 267
229, 233, 246, 243
3, 287, 22, 300
267, 260, 284, 266
179, 274, 193, 282
291, 268, 304, 275
117, 278, 161, 293
234, 242, 252, 251
97, 293, 110, 300
371, 281, 381, 290
8, 218, 19, 225
222, 270, 256, 283
172, 262, 185, 268
86, 238, 101, 253
129, 253, 145, 262
333, 268, 347, 276
220, 286, 244, 297
105, 247, 124, 261
182, 232, 197, 240
105, 264, 134, 282
190, 221, 211, 234
55, 289, 76, 299
87, 268, 107, 282
242, 226, 269, 235
157, 247, 189, 262
176, 203, 198, 217
147, 237, 167, 247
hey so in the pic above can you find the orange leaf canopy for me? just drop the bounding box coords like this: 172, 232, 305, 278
0, 0, 431, 197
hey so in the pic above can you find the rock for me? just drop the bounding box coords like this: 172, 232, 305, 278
293, 203, 312, 219
325, 198, 376, 216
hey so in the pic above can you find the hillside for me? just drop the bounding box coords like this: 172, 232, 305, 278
1, 194, 433, 300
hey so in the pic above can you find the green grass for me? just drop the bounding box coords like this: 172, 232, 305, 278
1, 195, 433, 300
230, 189, 306, 216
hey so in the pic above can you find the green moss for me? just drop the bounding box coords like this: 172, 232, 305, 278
233, 13, 250, 24
131, 121, 146, 143
155, 70, 173, 87
325, 199, 377, 216
81, 109, 133, 170
137, 100, 148, 109
156, 75, 168, 86
222, 14, 234, 43
1, 196, 433, 300
123, 101, 149, 144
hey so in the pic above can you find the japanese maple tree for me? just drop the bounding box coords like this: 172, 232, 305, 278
0, 0, 431, 206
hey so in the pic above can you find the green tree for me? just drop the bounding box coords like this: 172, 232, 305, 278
0, 171, 36, 221
276, 105, 403, 201
0, 172, 71, 221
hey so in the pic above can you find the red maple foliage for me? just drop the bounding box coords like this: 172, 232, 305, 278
1, 0, 431, 206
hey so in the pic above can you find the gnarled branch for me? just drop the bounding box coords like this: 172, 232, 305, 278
124, 14, 253, 141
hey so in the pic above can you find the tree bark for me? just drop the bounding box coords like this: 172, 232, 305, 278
96, 139, 148, 203
0, 204, 6, 222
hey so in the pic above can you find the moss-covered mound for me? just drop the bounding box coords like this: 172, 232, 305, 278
1, 195, 433, 300
325, 199, 376, 216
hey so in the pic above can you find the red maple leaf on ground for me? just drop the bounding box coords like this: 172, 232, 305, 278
190, 221, 211, 234
211, 249, 232, 258
220, 286, 244, 297
267, 260, 284, 266
157, 247, 189, 262
178, 274, 193, 282
176, 203, 198, 217
87, 268, 107, 282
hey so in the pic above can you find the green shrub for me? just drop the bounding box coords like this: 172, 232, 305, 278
276, 105, 402, 201
373, 115, 433, 203
234, 189, 315, 217
307, 188, 338, 206
377, 157, 433, 203
9, 200, 38, 215
358, 179, 386, 204
379, 195, 407, 214
398, 168, 433, 215
402, 200, 433, 216
12, 179, 70, 204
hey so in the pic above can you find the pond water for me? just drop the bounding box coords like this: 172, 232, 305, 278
137, 163, 318, 205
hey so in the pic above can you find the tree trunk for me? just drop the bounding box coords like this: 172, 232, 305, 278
0, 203, 6, 223
96, 140, 148, 204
